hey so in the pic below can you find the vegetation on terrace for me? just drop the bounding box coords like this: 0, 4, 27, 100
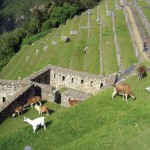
0, 0, 102, 72
1, 1, 150, 149
107, 0, 138, 68
137, 0, 150, 22
0, 0, 139, 80
1, 62, 150, 149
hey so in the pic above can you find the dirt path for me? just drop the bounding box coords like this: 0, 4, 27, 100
125, 6, 150, 62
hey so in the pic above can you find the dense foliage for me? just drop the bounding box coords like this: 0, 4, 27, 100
0, 0, 102, 72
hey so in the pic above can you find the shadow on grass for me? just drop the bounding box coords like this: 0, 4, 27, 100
46, 120, 52, 128
41, 100, 48, 105
37, 120, 52, 131
9, 108, 30, 118
48, 109, 55, 115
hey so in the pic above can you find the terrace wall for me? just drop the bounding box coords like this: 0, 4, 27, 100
0, 84, 35, 123
24, 65, 116, 95
134, 1, 150, 36
0, 80, 28, 104
50, 65, 116, 94
0, 64, 117, 121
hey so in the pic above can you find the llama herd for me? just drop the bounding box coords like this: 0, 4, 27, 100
12, 65, 147, 132
12, 96, 49, 132
12, 95, 81, 132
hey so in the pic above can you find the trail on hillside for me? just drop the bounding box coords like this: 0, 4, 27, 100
125, 6, 150, 62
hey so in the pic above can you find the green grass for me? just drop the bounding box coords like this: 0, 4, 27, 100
70, 13, 88, 71
100, 2, 119, 75
1, 64, 150, 149
0, 0, 142, 79
137, 0, 150, 22
70, 16, 80, 31
85, 8, 100, 74
0, 44, 30, 79
107, 0, 138, 69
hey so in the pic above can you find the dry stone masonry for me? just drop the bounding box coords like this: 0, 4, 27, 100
0, 62, 143, 123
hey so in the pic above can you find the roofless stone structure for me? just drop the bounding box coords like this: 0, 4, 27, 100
0, 65, 116, 123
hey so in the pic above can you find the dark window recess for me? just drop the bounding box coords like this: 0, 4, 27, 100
71, 78, 74, 83
39, 78, 41, 83
54, 74, 56, 78
100, 83, 103, 88
81, 79, 84, 84
2, 97, 6, 103
91, 81, 93, 86
62, 76, 65, 81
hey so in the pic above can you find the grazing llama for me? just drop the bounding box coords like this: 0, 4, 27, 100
112, 83, 136, 103
68, 97, 81, 106
34, 104, 49, 115
24, 96, 42, 108
137, 65, 147, 81
24, 116, 46, 133
12, 105, 24, 117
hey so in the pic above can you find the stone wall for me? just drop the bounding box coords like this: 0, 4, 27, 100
0, 79, 28, 104
50, 65, 116, 94
0, 84, 35, 123
31, 82, 55, 102
134, 1, 150, 36
23, 66, 50, 84
25, 65, 116, 95
61, 89, 91, 107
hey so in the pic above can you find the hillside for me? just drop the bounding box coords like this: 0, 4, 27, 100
0, 0, 50, 33
1, 0, 150, 149
1, 63, 150, 149
0, 0, 143, 80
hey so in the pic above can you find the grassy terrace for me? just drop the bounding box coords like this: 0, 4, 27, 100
85, 8, 100, 74
57, 19, 76, 68
5, 42, 37, 80
34, 28, 58, 71
0, 0, 140, 80
1, 62, 150, 149
107, 0, 138, 69
137, 0, 150, 22
14, 29, 58, 80
99, 1, 118, 75
47, 25, 65, 66
70, 12, 88, 71
0, 44, 30, 79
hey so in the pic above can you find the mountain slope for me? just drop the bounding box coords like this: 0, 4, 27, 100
0, 0, 50, 33
1, 68, 150, 149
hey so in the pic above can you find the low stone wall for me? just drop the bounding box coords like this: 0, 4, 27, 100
32, 82, 55, 102
50, 65, 116, 94
25, 65, 116, 94
134, 1, 150, 36
23, 66, 50, 85
0, 84, 35, 123
61, 89, 91, 107
0, 79, 28, 104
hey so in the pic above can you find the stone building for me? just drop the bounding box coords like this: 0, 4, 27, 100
0, 64, 116, 123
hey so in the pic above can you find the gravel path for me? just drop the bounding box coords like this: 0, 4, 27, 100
125, 5, 150, 62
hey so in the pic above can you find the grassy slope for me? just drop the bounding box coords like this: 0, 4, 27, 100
137, 0, 150, 22
1, 63, 150, 149
0, 0, 139, 79
0, 0, 50, 17
107, 0, 138, 69
100, 2, 118, 75
85, 8, 100, 75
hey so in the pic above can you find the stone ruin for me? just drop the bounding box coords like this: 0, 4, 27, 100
0, 64, 117, 123
52, 40, 57, 45
61, 36, 71, 43
70, 30, 78, 35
